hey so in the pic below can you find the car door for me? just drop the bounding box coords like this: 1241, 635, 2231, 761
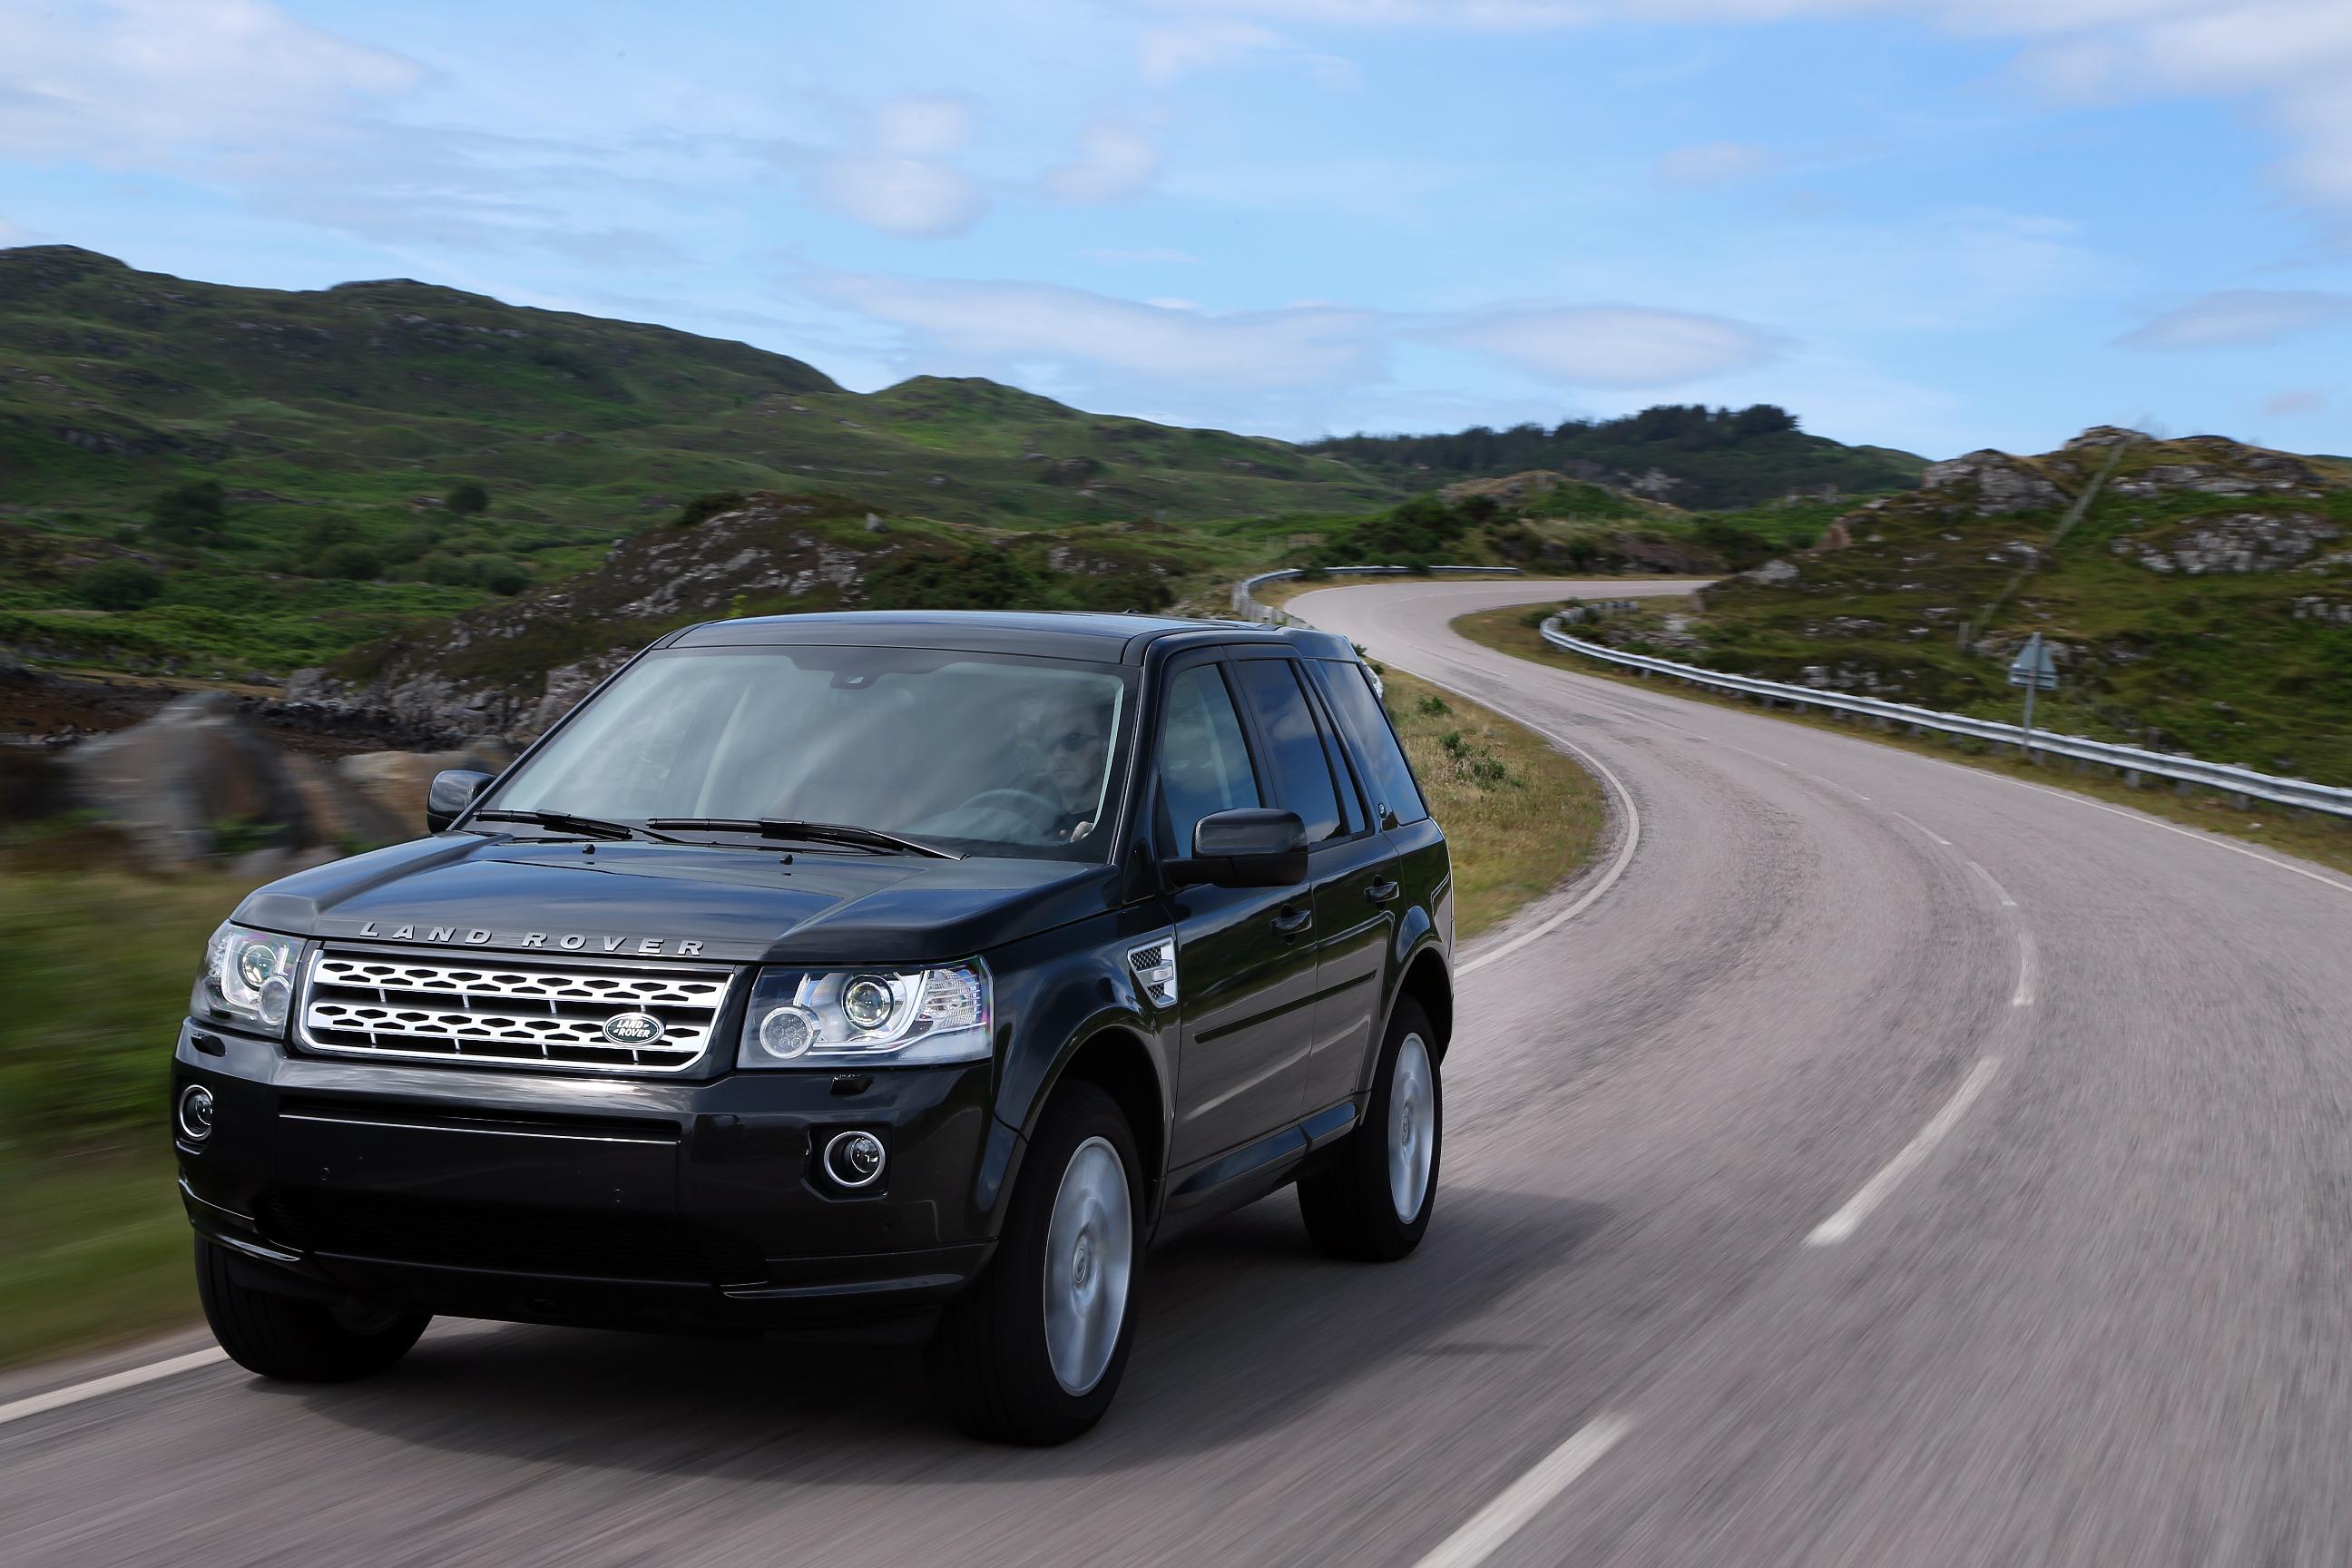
1230, 655, 1397, 1118
1156, 654, 1319, 1171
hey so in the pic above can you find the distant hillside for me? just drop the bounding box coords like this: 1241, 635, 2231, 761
1308, 403, 1926, 511
0, 246, 1921, 680
1590, 428, 2352, 782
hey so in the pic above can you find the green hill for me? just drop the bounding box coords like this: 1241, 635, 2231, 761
1587, 428, 2352, 782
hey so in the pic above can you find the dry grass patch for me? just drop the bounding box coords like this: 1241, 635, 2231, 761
1379, 666, 1608, 939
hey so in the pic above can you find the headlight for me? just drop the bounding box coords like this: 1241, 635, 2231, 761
738, 961, 991, 1069
203, 922, 298, 1034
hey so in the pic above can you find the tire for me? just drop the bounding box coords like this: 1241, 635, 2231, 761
1298, 997, 1442, 1261
926, 1080, 1142, 1444
194, 1238, 428, 1382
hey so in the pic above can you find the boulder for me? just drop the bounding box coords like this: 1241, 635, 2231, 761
338, 744, 514, 830
61, 691, 309, 867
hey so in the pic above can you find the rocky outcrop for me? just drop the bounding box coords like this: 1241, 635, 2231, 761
1919, 451, 2066, 516
304, 494, 901, 740
2110, 512, 2339, 574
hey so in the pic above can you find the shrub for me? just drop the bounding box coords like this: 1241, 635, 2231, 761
298, 516, 361, 554
145, 480, 226, 544
310, 542, 383, 581
416, 551, 475, 586
473, 555, 528, 595
444, 481, 489, 516
863, 550, 1044, 611
672, 491, 746, 528
384, 524, 441, 563
1416, 694, 1450, 716
71, 561, 163, 611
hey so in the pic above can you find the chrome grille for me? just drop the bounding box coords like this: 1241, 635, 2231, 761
298, 946, 735, 1073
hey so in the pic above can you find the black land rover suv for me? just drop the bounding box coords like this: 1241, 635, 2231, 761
173, 611, 1453, 1443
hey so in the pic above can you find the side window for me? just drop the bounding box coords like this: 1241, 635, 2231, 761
1309, 660, 1428, 826
1230, 659, 1343, 843
1157, 663, 1261, 853
1308, 679, 1367, 837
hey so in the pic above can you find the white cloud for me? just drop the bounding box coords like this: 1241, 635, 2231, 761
1651, 139, 1777, 189
2260, 387, 2327, 418
2121, 289, 2352, 348
0, 0, 421, 166
1428, 303, 1783, 386
1142, 18, 1286, 82
806, 95, 986, 239
812, 153, 985, 238
869, 94, 976, 158
1043, 122, 1161, 204
806, 270, 1386, 388
1166, 1, 2352, 220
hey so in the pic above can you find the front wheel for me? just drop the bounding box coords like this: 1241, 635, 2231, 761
926, 1080, 1142, 1444
1298, 997, 1442, 1260
195, 1238, 428, 1382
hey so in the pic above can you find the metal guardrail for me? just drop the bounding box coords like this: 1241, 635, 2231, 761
1536, 617, 2352, 819
1230, 564, 2352, 819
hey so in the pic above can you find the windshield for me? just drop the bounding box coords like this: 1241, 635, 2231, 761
485, 646, 1136, 861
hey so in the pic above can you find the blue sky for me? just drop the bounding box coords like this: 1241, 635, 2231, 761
2, 0, 2349, 459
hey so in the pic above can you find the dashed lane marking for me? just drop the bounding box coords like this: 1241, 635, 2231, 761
1804, 1057, 2004, 1247
1410, 1415, 1633, 1568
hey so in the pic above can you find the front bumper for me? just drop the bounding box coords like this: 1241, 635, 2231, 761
173, 1020, 1015, 1335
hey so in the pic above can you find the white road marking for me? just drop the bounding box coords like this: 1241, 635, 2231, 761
1965, 859, 2017, 907
1889, 811, 1952, 847
1804, 1057, 2004, 1247
1426, 695, 1644, 979
1410, 1415, 1632, 1568
2012, 932, 2038, 1008
1991, 774, 2352, 900
0, 1348, 227, 1428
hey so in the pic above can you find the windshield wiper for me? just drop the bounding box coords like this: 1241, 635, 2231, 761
471, 809, 686, 844
645, 818, 962, 860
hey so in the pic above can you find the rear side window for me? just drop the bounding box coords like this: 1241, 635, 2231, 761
1157, 663, 1261, 852
1230, 659, 1343, 842
1309, 660, 1427, 826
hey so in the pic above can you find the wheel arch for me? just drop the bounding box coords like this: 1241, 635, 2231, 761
1041, 1024, 1170, 1224
1395, 944, 1454, 1061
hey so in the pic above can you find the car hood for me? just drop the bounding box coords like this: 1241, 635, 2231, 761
236, 833, 1122, 965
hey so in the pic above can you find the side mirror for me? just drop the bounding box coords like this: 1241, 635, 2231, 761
1165, 808, 1308, 889
426, 769, 493, 833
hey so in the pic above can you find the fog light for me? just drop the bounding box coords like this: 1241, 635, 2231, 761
178, 1083, 215, 1143
824, 1130, 886, 1189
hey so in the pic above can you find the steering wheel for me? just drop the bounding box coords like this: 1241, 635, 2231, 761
957, 788, 1066, 833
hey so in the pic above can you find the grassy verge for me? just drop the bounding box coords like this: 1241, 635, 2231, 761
1454, 603, 2352, 878
0, 861, 250, 1370
1378, 667, 1608, 939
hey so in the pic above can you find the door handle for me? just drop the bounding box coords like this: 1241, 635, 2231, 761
1271, 904, 1313, 937
1365, 877, 1401, 905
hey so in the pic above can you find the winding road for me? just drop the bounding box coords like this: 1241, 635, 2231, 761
11, 576, 2352, 1566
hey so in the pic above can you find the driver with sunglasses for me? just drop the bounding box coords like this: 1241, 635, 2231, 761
1037, 691, 1113, 844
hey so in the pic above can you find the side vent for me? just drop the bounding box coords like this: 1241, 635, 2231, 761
1127, 937, 1178, 1009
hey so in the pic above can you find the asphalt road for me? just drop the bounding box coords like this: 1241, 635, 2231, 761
12, 575, 2352, 1566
